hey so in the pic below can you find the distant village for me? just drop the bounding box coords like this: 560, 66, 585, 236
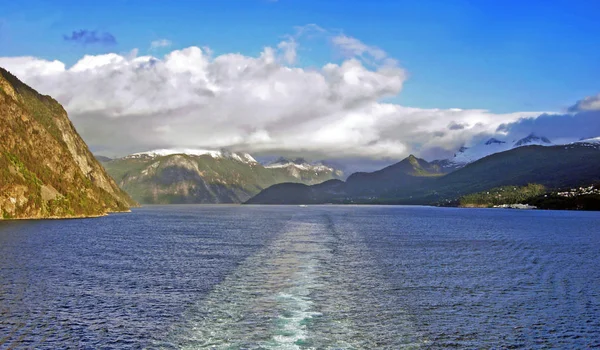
555, 185, 600, 198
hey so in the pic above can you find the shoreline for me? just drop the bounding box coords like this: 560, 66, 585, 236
0, 209, 132, 222
137, 203, 600, 211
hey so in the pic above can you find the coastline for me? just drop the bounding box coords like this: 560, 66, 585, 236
0, 209, 132, 221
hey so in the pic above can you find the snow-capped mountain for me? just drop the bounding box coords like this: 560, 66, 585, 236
513, 134, 552, 147
265, 157, 344, 178
126, 148, 258, 164
575, 136, 600, 144
572, 137, 600, 149
440, 133, 554, 169
100, 151, 343, 204
265, 157, 334, 172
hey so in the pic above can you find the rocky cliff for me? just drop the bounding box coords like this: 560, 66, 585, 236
0, 67, 136, 219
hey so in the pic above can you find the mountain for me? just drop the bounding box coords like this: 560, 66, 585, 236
101, 150, 343, 204
575, 136, 600, 147
423, 142, 600, 203
244, 179, 347, 205
0, 67, 136, 219
246, 142, 600, 205
264, 157, 344, 180
343, 154, 448, 197
94, 155, 113, 162
247, 154, 447, 204
439, 133, 553, 169
513, 134, 552, 147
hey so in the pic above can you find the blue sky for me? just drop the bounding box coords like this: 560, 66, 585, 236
2, 0, 599, 113
1, 0, 600, 163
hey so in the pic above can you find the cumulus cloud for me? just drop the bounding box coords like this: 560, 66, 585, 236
150, 39, 172, 50
0, 34, 597, 164
63, 30, 117, 45
0, 56, 65, 76
568, 93, 600, 112
277, 38, 297, 65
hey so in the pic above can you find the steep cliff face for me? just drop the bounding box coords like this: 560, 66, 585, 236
0, 67, 136, 219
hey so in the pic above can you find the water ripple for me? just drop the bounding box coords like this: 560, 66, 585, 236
0, 205, 599, 349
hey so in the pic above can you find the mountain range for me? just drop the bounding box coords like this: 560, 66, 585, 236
100, 151, 343, 204
100, 132, 600, 206
247, 138, 600, 205
0, 67, 135, 219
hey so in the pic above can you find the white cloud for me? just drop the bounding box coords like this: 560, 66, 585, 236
0, 56, 65, 76
150, 39, 172, 50
277, 38, 297, 65
569, 93, 600, 112
496, 110, 600, 145
0, 35, 595, 163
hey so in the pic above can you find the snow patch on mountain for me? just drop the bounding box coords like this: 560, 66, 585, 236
265, 157, 341, 174
127, 149, 257, 163
575, 136, 600, 145
572, 137, 600, 150
440, 133, 555, 168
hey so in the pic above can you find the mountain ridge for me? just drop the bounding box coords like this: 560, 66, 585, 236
101, 151, 344, 204
246, 142, 600, 205
437, 132, 555, 170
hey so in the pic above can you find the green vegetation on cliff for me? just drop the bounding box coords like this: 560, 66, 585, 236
0, 67, 136, 219
526, 184, 600, 211
459, 184, 546, 208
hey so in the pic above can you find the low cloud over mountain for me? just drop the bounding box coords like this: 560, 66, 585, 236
497, 110, 600, 145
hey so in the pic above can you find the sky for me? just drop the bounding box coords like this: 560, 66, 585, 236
1, 0, 599, 167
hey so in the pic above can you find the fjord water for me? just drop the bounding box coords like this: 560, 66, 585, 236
0, 206, 599, 349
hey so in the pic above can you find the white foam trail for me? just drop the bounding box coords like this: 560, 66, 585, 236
175, 221, 328, 349
270, 263, 322, 349
173, 212, 424, 349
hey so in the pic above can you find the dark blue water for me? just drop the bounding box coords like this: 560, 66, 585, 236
0, 205, 599, 349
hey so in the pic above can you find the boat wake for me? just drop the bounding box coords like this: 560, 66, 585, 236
172, 211, 424, 349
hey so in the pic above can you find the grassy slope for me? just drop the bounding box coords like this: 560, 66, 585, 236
459, 184, 547, 207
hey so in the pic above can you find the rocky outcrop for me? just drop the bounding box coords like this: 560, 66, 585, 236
0, 67, 136, 219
